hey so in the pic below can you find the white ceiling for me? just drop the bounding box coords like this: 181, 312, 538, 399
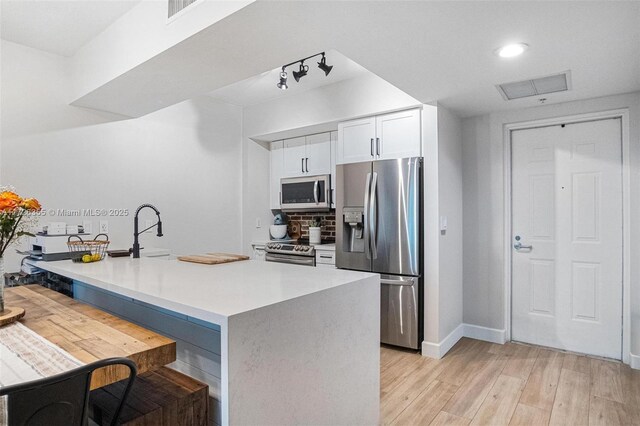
3, 1, 638, 117
0, 0, 140, 57
208, 50, 369, 107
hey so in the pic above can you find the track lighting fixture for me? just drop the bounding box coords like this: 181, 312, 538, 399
277, 52, 333, 89
293, 62, 309, 82
277, 70, 288, 90
317, 54, 333, 76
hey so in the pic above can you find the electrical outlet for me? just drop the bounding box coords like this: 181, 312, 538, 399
99, 220, 109, 234
82, 221, 93, 235
145, 219, 153, 233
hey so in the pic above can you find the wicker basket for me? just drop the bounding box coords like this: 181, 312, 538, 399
67, 234, 110, 263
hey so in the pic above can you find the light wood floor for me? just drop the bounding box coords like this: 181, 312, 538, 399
381, 338, 640, 425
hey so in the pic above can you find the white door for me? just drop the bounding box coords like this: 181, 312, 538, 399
305, 133, 331, 175
511, 118, 622, 359
376, 109, 421, 160
282, 136, 306, 177
337, 116, 376, 164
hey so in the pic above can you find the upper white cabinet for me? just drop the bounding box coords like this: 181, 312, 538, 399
282, 137, 307, 177
330, 131, 337, 208
305, 133, 332, 175
270, 140, 284, 210
337, 116, 376, 164
283, 134, 331, 177
337, 108, 421, 164
270, 132, 333, 210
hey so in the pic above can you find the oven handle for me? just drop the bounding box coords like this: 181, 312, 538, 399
266, 253, 316, 266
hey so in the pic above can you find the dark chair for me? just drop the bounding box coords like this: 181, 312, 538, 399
0, 357, 137, 426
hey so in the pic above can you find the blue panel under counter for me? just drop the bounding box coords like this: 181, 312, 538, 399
72, 279, 223, 424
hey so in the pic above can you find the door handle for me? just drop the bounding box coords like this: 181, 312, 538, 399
370, 138, 374, 157
364, 172, 372, 259
376, 137, 380, 156
305, 158, 309, 173
514, 241, 533, 250
370, 172, 378, 259
301, 158, 304, 173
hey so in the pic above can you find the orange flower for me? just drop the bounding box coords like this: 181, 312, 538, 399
0, 191, 21, 212
21, 198, 41, 211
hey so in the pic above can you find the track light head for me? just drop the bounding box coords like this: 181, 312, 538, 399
317, 55, 333, 76
277, 71, 288, 90
293, 62, 309, 82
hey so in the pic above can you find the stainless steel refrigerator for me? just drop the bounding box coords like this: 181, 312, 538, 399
336, 157, 423, 349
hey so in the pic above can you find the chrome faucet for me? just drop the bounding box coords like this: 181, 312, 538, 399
132, 204, 163, 258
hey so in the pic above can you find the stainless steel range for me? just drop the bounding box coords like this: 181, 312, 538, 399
265, 243, 316, 267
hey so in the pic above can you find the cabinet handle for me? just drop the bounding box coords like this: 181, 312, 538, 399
301, 158, 304, 173
370, 138, 374, 157
305, 158, 309, 173
376, 137, 380, 156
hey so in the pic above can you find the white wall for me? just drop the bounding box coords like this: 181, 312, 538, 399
240, 73, 422, 252
421, 104, 464, 358
70, 0, 254, 103
243, 73, 421, 139
462, 92, 640, 356
437, 107, 463, 340
1, 40, 243, 271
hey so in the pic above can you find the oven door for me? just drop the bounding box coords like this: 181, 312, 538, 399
281, 175, 331, 211
265, 252, 316, 267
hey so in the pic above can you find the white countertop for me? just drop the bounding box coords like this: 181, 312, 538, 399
30, 257, 374, 325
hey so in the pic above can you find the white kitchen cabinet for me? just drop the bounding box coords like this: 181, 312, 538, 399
305, 133, 332, 175
251, 243, 266, 261
337, 108, 421, 164
376, 108, 421, 160
315, 244, 336, 268
282, 134, 331, 177
270, 140, 284, 209
282, 136, 306, 177
337, 116, 376, 164
330, 131, 337, 208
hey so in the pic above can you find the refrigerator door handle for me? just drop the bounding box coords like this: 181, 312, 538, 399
370, 171, 378, 259
364, 172, 372, 259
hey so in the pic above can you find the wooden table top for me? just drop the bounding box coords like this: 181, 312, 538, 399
3, 285, 176, 389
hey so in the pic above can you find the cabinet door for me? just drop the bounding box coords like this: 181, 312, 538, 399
282, 137, 306, 177
376, 109, 421, 160
337, 116, 376, 164
252, 245, 266, 261
305, 133, 331, 175
330, 131, 337, 208
270, 141, 284, 209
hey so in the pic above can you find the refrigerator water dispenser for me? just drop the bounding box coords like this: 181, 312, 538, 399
342, 207, 364, 253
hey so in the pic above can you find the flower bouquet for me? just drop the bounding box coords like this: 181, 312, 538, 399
0, 187, 41, 313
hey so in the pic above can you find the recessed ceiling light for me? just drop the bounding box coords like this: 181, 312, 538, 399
496, 43, 529, 58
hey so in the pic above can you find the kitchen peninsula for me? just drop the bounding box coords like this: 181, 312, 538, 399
27, 257, 380, 425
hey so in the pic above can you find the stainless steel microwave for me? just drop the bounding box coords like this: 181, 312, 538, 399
280, 174, 331, 211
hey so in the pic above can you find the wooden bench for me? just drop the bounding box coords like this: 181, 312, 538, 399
89, 366, 209, 426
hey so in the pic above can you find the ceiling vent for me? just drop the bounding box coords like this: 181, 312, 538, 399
168, 0, 200, 19
496, 71, 572, 100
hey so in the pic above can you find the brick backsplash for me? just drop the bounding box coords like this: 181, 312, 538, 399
286, 211, 336, 241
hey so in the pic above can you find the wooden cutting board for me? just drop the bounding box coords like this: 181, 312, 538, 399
177, 253, 250, 265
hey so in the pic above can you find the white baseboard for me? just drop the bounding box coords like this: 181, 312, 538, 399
422, 323, 506, 359
421, 324, 464, 359
630, 353, 640, 370
463, 324, 507, 344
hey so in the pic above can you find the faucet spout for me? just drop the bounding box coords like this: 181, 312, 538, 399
132, 204, 163, 258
